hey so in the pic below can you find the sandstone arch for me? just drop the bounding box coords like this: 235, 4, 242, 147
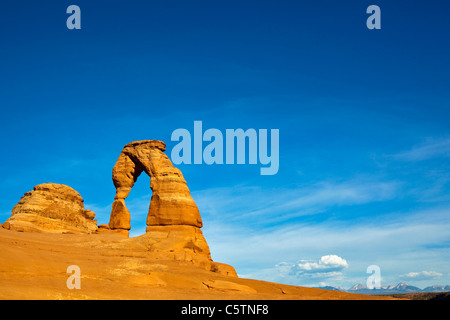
108, 140, 203, 232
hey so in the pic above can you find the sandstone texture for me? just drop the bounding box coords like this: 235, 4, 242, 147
2, 183, 97, 234
109, 140, 202, 230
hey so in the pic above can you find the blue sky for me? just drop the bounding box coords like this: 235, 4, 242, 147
1, 1, 449, 289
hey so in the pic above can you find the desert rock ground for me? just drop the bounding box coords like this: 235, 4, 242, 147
0, 228, 395, 300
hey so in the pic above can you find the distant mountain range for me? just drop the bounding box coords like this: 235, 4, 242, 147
317, 282, 450, 295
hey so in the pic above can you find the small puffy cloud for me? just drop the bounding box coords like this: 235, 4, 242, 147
276, 255, 349, 283
295, 255, 349, 273
401, 270, 442, 280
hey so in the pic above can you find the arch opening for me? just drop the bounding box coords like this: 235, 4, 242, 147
108, 140, 203, 234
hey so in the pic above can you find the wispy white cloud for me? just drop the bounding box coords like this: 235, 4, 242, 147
193, 177, 400, 226
259, 180, 399, 220
400, 271, 443, 281
392, 137, 450, 161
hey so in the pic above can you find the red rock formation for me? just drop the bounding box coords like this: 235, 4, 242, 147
109, 140, 203, 231
1, 141, 237, 277
2, 183, 97, 234
106, 140, 237, 276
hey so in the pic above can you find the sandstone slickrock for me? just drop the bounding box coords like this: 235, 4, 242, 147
202, 280, 257, 293
2, 183, 97, 234
127, 226, 237, 277
0, 228, 395, 299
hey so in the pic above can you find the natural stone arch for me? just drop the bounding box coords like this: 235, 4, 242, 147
108, 140, 203, 232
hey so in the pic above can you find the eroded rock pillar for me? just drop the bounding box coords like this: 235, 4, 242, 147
108, 150, 143, 231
